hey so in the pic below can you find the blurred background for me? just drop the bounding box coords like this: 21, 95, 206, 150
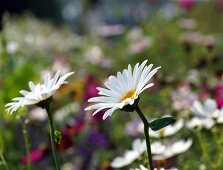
1, 0, 223, 170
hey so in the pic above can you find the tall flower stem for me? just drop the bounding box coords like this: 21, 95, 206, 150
0, 153, 9, 170
0, 129, 9, 170
212, 127, 223, 169
196, 129, 213, 168
20, 117, 31, 170
44, 102, 61, 170
135, 104, 154, 170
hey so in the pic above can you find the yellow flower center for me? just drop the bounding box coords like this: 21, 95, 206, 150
158, 129, 165, 136
120, 90, 136, 103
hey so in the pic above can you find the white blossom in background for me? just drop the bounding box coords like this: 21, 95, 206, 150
28, 107, 47, 122
52, 57, 71, 75
61, 163, 79, 170
202, 35, 216, 47
84, 46, 103, 65
6, 41, 19, 54
130, 165, 148, 170
131, 165, 178, 170
191, 99, 217, 117
5, 70, 74, 114
96, 24, 125, 37
129, 38, 152, 55
127, 27, 153, 55
179, 32, 203, 44
191, 98, 223, 123
138, 119, 184, 138
125, 118, 142, 137
186, 117, 215, 130
110, 139, 146, 168
151, 118, 183, 138
151, 139, 192, 161
178, 18, 197, 29
127, 27, 143, 42
186, 69, 200, 85
171, 84, 197, 111
54, 102, 80, 123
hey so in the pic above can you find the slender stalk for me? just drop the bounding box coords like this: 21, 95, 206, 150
135, 104, 154, 170
0, 128, 9, 170
220, 125, 223, 167
212, 127, 223, 169
20, 118, 31, 170
45, 103, 61, 170
0, 153, 9, 170
196, 129, 213, 168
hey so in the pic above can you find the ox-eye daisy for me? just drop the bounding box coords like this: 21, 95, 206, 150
85, 60, 161, 120
5, 70, 74, 170
111, 138, 146, 168
5, 70, 74, 114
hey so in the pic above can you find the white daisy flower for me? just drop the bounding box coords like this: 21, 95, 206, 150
28, 107, 47, 122
131, 165, 178, 170
138, 118, 184, 138
151, 139, 192, 161
5, 70, 74, 114
85, 60, 161, 120
130, 164, 149, 170
191, 99, 218, 118
191, 98, 223, 123
110, 138, 146, 168
186, 117, 215, 130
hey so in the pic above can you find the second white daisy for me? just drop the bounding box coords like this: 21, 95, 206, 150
5, 70, 74, 114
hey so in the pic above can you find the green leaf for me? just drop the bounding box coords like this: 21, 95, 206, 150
149, 117, 176, 131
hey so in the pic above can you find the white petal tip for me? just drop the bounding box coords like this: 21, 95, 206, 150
84, 107, 90, 111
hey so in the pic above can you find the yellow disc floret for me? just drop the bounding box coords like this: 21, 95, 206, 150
120, 90, 137, 103
158, 129, 165, 136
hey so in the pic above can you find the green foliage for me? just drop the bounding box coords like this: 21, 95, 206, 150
149, 117, 176, 131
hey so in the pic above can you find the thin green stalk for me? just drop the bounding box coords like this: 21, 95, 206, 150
0, 128, 9, 170
0, 153, 9, 170
45, 103, 61, 170
212, 127, 223, 169
220, 125, 223, 167
135, 104, 154, 170
196, 129, 213, 168
20, 118, 31, 170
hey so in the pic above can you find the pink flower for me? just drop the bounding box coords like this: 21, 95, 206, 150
84, 74, 101, 101
179, 0, 195, 10
214, 85, 223, 108
214, 0, 223, 10
21, 149, 44, 164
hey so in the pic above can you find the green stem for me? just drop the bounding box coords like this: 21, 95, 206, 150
220, 125, 223, 167
196, 129, 213, 168
20, 118, 31, 170
212, 127, 223, 169
135, 104, 154, 170
45, 104, 61, 170
0, 153, 9, 170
